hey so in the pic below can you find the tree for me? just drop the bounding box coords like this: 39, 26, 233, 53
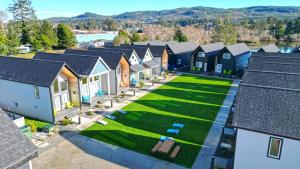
39, 21, 58, 50
212, 18, 237, 45
0, 11, 7, 29
131, 32, 142, 42
56, 23, 76, 49
113, 29, 131, 45
0, 27, 8, 55
6, 23, 20, 54
9, 0, 36, 44
103, 19, 118, 31
173, 27, 188, 42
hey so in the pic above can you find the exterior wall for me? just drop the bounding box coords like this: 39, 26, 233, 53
234, 129, 300, 169
217, 52, 235, 74
129, 52, 140, 65
161, 49, 169, 71
0, 79, 53, 123
143, 49, 153, 62
109, 70, 117, 94
90, 59, 109, 75
235, 52, 251, 71
153, 57, 162, 74
172, 52, 193, 70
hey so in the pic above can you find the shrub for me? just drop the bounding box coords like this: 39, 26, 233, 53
138, 81, 145, 88
86, 111, 94, 116
27, 120, 37, 133
61, 118, 72, 126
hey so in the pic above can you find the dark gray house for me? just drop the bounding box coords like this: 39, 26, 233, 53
257, 44, 280, 53
0, 108, 38, 169
65, 49, 131, 95
191, 42, 225, 73
216, 43, 250, 76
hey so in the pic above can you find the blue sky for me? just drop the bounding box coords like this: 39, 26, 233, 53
1, 0, 300, 19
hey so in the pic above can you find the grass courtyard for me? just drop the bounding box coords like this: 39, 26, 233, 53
80, 75, 232, 168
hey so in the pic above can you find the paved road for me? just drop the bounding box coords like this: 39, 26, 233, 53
192, 79, 240, 169
32, 132, 187, 169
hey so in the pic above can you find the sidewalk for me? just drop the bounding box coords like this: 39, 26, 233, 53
192, 79, 240, 169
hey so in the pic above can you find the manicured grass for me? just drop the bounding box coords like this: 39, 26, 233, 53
80, 75, 232, 168
25, 117, 50, 129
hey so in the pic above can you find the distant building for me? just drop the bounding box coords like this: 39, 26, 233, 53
257, 44, 280, 53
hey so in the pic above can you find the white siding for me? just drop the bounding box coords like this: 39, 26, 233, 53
143, 49, 153, 62
234, 129, 300, 169
129, 52, 140, 65
0, 79, 53, 123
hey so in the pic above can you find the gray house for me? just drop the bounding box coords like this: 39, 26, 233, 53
191, 42, 225, 73
65, 49, 130, 95
0, 57, 81, 123
34, 52, 111, 105
0, 108, 38, 169
257, 44, 280, 53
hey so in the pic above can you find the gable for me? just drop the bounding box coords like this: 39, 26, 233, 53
90, 59, 110, 75
129, 51, 140, 65
143, 49, 153, 62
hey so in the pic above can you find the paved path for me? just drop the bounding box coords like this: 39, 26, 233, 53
192, 79, 240, 169
32, 131, 187, 169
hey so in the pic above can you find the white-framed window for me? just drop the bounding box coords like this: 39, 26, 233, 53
267, 137, 283, 159
82, 78, 88, 85
177, 59, 182, 65
198, 52, 205, 58
195, 62, 203, 68
33, 86, 40, 99
223, 53, 231, 60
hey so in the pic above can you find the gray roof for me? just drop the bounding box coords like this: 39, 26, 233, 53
199, 42, 225, 53
225, 43, 250, 56
143, 60, 160, 68
233, 84, 300, 140
88, 47, 139, 61
133, 41, 177, 46
167, 42, 198, 54
258, 44, 280, 53
252, 52, 300, 58
242, 70, 300, 90
0, 56, 67, 87
34, 52, 100, 77
65, 49, 129, 70
117, 45, 150, 59
263, 62, 300, 74
0, 109, 38, 169
248, 56, 300, 70
130, 64, 144, 73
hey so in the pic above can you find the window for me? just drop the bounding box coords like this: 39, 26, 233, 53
223, 53, 231, 60
198, 52, 205, 58
177, 59, 182, 65
90, 77, 93, 82
34, 86, 40, 99
94, 76, 99, 81
61, 81, 68, 91
53, 80, 59, 93
195, 62, 203, 68
267, 137, 283, 159
82, 78, 88, 85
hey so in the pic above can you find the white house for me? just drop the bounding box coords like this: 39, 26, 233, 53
0, 57, 81, 123
232, 83, 300, 169
33, 52, 111, 106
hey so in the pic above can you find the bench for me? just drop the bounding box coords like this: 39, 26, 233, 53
170, 146, 181, 159
151, 141, 163, 153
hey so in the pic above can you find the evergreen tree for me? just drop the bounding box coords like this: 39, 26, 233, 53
212, 18, 237, 45
6, 23, 20, 54
9, 0, 36, 45
39, 21, 58, 50
173, 27, 188, 42
56, 23, 76, 49
131, 32, 142, 42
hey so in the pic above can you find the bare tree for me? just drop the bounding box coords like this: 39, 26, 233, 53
0, 11, 8, 29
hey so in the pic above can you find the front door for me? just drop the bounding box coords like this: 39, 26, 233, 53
61, 92, 69, 109
90, 82, 99, 97
216, 64, 222, 73
54, 95, 62, 111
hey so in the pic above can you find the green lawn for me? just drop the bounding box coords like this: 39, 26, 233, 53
80, 75, 232, 168
25, 117, 50, 129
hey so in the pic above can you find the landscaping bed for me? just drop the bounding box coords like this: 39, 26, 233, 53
80, 75, 232, 168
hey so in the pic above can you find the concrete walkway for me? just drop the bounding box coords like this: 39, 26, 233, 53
32, 131, 187, 169
192, 79, 240, 169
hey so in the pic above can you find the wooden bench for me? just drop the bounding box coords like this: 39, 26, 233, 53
151, 141, 163, 153
170, 146, 181, 159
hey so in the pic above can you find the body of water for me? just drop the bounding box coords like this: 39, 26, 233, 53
76, 32, 117, 43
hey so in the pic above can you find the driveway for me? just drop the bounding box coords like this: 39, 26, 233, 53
32, 132, 186, 169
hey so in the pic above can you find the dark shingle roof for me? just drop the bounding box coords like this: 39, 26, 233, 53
34, 52, 99, 76
252, 52, 300, 58
248, 56, 300, 70
242, 70, 300, 90
263, 62, 300, 74
88, 47, 138, 61
258, 44, 280, 53
149, 45, 167, 58
233, 84, 300, 140
0, 109, 38, 169
132, 41, 177, 46
225, 43, 250, 56
65, 49, 129, 70
0, 56, 65, 87
118, 45, 149, 59
199, 42, 225, 53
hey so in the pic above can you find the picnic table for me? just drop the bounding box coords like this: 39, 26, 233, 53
157, 140, 175, 154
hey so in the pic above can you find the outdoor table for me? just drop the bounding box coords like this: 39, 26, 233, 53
157, 140, 175, 154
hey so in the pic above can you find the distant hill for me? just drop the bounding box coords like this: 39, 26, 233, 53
46, 6, 300, 23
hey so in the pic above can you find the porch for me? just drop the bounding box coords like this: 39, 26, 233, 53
55, 107, 80, 122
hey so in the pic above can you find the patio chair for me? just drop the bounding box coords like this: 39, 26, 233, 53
82, 96, 90, 102
105, 114, 116, 120
96, 90, 104, 96
172, 123, 184, 128
151, 141, 163, 153
170, 145, 181, 159
159, 136, 174, 141
167, 129, 180, 134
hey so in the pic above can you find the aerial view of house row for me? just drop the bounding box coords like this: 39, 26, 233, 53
1, 0, 300, 169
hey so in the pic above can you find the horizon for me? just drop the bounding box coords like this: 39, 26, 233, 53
0, 0, 300, 19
